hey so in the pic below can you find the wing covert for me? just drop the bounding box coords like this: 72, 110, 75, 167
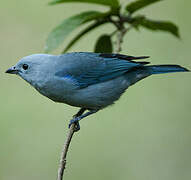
55, 52, 148, 88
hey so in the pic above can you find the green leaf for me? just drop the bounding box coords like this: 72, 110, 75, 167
94, 34, 113, 53
45, 11, 109, 52
63, 21, 108, 53
49, 0, 120, 9
126, 0, 163, 14
137, 17, 180, 38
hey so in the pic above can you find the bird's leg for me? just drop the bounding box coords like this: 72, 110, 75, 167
69, 109, 98, 131
71, 108, 86, 132
73, 108, 86, 118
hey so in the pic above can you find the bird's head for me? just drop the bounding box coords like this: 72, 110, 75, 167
5, 54, 54, 85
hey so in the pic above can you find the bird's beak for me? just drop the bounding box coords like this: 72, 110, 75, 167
5, 66, 19, 74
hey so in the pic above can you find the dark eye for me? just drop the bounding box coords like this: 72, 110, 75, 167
22, 64, 28, 70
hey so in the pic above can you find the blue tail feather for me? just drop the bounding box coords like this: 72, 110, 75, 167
148, 65, 189, 74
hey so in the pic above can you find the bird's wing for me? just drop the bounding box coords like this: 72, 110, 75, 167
55, 52, 150, 88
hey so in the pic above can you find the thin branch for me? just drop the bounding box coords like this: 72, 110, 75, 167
57, 123, 76, 180
109, 15, 132, 53
115, 27, 130, 53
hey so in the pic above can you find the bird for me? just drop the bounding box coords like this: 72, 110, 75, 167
5, 52, 189, 131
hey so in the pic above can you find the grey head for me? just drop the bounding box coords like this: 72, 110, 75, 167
5, 54, 55, 86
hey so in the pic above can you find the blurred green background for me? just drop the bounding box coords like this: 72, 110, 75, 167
1, 0, 191, 180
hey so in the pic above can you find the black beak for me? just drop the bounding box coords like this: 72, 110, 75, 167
5, 67, 18, 74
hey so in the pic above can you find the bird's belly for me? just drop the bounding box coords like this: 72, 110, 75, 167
35, 76, 130, 109
62, 76, 130, 109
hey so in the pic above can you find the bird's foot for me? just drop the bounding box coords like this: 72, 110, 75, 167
69, 117, 81, 132
69, 109, 98, 132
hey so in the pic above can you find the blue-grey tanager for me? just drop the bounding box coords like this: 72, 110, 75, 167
6, 52, 189, 131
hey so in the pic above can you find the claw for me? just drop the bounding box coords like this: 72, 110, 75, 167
68, 109, 98, 132
74, 122, 80, 132
69, 117, 81, 126
68, 117, 81, 132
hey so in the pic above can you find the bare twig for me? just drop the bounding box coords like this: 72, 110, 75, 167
115, 27, 130, 53
109, 15, 131, 53
57, 123, 76, 180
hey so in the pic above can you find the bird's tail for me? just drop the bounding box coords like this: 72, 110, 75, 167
147, 65, 189, 74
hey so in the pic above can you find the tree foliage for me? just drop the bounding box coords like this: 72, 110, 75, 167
45, 0, 180, 53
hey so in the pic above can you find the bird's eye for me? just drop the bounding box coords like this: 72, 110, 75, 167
22, 64, 28, 70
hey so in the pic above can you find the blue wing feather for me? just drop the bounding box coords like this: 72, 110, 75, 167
55, 52, 148, 88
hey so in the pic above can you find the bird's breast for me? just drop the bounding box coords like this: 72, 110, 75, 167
33, 76, 78, 103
